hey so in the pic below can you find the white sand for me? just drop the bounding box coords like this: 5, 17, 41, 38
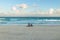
0, 25, 60, 40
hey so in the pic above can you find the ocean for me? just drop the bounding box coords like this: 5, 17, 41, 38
0, 17, 60, 40
0, 17, 60, 25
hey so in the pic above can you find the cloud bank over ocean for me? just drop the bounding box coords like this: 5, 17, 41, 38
0, 4, 60, 17
0, 0, 60, 17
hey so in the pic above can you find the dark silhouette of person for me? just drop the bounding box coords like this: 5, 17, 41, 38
27, 23, 33, 27
30, 23, 33, 26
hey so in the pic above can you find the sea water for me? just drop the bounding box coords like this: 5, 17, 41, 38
0, 17, 60, 25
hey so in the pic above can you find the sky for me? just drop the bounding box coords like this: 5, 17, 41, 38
0, 0, 60, 17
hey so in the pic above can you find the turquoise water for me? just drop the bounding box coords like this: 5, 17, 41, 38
0, 17, 60, 24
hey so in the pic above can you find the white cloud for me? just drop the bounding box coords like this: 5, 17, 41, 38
1, 8, 60, 17
11, 3, 28, 14
49, 8, 54, 14
56, 9, 60, 13
16, 3, 28, 9
12, 6, 16, 11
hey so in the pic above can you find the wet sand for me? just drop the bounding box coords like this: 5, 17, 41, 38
0, 25, 60, 40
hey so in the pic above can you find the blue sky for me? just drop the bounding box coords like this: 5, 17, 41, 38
0, 0, 60, 17
0, 0, 59, 10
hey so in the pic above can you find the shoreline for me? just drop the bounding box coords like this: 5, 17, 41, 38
0, 24, 60, 26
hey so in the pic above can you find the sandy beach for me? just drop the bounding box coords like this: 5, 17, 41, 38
0, 25, 60, 40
